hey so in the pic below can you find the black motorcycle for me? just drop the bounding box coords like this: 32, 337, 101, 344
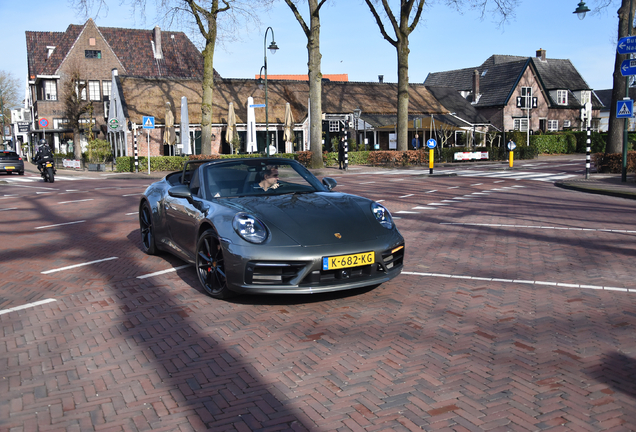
40, 160, 56, 183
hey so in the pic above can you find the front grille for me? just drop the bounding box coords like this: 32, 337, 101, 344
245, 262, 307, 285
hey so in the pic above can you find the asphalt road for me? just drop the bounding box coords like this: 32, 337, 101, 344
1, 155, 635, 431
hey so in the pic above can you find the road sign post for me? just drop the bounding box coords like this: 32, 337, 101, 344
507, 140, 517, 168
427, 139, 437, 174
143, 116, 155, 175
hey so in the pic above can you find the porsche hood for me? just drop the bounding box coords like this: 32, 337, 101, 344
220, 192, 390, 246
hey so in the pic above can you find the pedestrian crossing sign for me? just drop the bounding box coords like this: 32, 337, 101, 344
142, 116, 155, 129
617, 99, 633, 118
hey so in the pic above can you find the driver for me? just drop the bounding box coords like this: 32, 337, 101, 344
34, 139, 54, 173
252, 166, 280, 192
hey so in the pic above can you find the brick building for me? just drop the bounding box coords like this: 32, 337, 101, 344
25, 19, 204, 155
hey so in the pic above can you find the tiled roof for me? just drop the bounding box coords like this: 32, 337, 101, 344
26, 20, 207, 80
259, 74, 349, 82
425, 86, 489, 124
424, 53, 601, 109
118, 77, 449, 125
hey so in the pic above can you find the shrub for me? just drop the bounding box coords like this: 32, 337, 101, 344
86, 139, 112, 163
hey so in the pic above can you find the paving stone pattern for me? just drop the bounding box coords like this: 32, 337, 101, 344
1, 174, 635, 431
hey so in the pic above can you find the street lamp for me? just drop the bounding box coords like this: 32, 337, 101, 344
263, 27, 279, 157
573, 1, 591, 20
353, 108, 361, 150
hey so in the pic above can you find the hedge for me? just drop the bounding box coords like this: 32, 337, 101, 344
592, 151, 636, 173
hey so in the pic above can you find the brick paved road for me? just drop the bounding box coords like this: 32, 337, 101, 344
1, 170, 635, 431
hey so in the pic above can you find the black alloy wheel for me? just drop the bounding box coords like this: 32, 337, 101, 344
139, 202, 157, 255
196, 229, 233, 299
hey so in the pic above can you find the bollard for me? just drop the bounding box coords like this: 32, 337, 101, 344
509, 151, 514, 168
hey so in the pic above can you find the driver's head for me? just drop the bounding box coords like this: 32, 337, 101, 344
39, 139, 48, 147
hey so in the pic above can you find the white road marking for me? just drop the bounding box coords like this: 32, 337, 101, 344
41, 257, 119, 274
58, 199, 94, 204
0, 207, 17, 211
35, 220, 86, 230
403, 271, 631, 292
0, 299, 57, 316
399, 194, 414, 198
137, 264, 191, 279
440, 222, 636, 233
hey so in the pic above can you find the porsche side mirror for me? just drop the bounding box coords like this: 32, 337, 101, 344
322, 177, 337, 191
168, 184, 193, 202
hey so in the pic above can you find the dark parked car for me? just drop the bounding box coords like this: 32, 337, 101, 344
139, 158, 405, 299
0, 151, 25, 175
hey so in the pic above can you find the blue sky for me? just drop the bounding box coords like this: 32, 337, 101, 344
0, 0, 619, 106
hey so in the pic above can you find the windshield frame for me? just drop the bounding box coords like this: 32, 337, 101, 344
201, 158, 327, 199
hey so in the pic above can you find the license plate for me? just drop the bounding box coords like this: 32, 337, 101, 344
323, 251, 375, 270
5, 166, 15, 169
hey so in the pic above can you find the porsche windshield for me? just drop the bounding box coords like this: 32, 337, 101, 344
202, 160, 325, 198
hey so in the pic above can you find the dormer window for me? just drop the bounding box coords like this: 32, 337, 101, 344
557, 90, 568, 105
47, 46, 55, 58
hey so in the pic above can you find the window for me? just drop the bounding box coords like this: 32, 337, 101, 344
102, 81, 111, 101
85, 50, 101, 59
44, 80, 57, 100
580, 91, 590, 105
329, 120, 340, 132
514, 118, 529, 132
88, 81, 100, 101
557, 90, 568, 105
521, 87, 532, 98
547, 120, 559, 131
563, 120, 571, 128
75, 81, 87, 101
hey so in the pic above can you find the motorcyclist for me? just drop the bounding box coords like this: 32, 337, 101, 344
34, 139, 54, 173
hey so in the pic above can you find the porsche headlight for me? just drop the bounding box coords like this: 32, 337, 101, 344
371, 202, 393, 229
233, 213, 268, 243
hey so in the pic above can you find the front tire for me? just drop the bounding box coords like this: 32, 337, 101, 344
196, 229, 233, 299
139, 202, 157, 255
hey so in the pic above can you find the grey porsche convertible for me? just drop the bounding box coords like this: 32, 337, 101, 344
139, 158, 404, 299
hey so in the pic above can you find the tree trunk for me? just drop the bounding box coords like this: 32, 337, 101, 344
308, 0, 323, 168
73, 129, 82, 160
396, 36, 409, 152
608, 0, 636, 154
200, 17, 217, 156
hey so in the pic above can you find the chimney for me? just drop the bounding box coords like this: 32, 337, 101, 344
472, 69, 480, 99
378, 75, 384, 83
153, 26, 163, 59
536, 48, 546, 62
112, 68, 118, 77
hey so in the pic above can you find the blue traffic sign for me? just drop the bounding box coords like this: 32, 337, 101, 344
143, 116, 155, 129
617, 36, 636, 55
617, 99, 633, 118
507, 141, 517, 151
426, 138, 437, 149
621, 59, 636, 76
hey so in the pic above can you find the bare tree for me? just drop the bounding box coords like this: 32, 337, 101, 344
73, 0, 266, 155
436, 121, 454, 148
63, 68, 91, 160
365, 0, 517, 152
364, 0, 425, 152
0, 71, 21, 140
283, 0, 327, 169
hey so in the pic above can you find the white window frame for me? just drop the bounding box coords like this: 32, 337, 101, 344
88, 81, 101, 101
514, 118, 529, 132
547, 120, 559, 131
557, 90, 568, 105
75, 81, 87, 101
44, 80, 57, 100
329, 120, 340, 133
102, 81, 111, 100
